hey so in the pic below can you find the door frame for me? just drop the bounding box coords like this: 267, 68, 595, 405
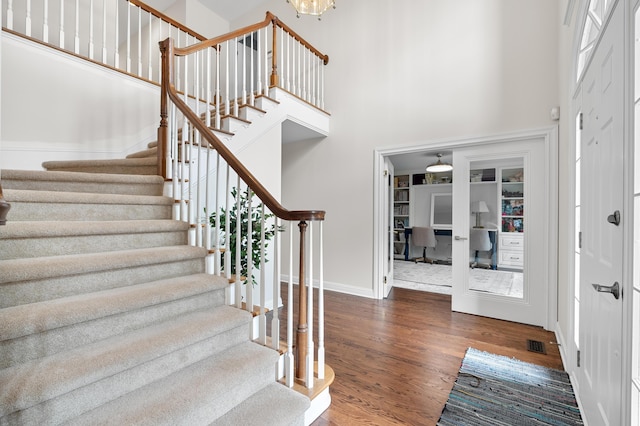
372, 126, 558, 330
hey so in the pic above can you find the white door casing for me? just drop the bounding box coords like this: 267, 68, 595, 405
576, 3, 624, 424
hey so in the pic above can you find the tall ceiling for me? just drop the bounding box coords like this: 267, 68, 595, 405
144, 0, 271, 21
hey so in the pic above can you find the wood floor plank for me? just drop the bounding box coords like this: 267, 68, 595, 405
281, 286, 564, 425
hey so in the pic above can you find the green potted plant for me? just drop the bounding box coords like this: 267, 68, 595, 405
209, 187, 283, 285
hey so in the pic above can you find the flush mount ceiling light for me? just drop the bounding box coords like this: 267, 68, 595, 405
287, 0, 336, 19
426, 153, 453, 173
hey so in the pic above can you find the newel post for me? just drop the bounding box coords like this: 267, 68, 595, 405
296, 220, 308, 384
157, 38, 171, 178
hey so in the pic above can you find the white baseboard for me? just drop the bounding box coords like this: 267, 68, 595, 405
304, 387, 331, 426
280, 274, 376, 299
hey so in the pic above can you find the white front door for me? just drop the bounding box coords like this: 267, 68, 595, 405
450, 136, 551, 328
576, 3, 624, 424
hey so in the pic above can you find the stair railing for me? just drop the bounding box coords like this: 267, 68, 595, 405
2, 0, 207, 84
158, 11, 328, 389
2, 3, 328, 111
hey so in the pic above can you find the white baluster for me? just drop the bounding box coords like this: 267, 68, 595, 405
250, 32, 255, 106
114, 0, 119, 68
42, 0, 49, 43
246, 189, 254, 321
171, 105, 180, 220
303, 45, 307, 100
286, 224, 294, 387
225, 40, 230, 116
282, 27, 287, 89
242, 34, 247, 106
292, 40, 297, 96
213, 154, 221, 275
317, 221, 325, 379
88, 0, 94, 59
206, 48, 212, 128
271, 217, 281, 350
215, 46, 221, 129
25, 0, 31, 37
256, 30, 262, 97
72, 0, 79, 53
194, 52, 202, 248
234, 37, 239, 116
180, 118, 188, 223
263, 26, 269, 96
235, 176, 242, 309
137, 6, 142, 76
321, 56, 325, 110
7, 0, 14, 30
306, 221, 314, 388
148, 11, 153, 80
225, 166, 232, 281
126, 3, 131, 73
101, 0, 107, 63
286, 30, 290, 90
60, 0, 65, 49
258, 205, 267, 345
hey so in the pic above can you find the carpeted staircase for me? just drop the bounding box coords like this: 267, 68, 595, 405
0, 144, 309, 425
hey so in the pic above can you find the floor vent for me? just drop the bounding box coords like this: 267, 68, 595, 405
527, 339, 546, 354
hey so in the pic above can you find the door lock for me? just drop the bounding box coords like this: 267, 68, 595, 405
607, 210, 620, 226
592, 281, 620, 300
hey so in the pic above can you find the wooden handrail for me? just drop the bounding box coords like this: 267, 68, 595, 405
271, 14, 329, 65
128, 0, 208, 42
171, 12, 329, 65
159, 38, 325, 223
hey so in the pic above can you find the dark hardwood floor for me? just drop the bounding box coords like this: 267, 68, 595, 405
285, 286, 564, 426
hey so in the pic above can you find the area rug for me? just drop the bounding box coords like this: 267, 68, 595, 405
393, 261, 523, 297
438, 348, 583, 426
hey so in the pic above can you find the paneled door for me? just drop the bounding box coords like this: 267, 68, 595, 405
576, 3, 624, 424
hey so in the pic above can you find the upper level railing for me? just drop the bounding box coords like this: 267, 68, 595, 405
158, 10, 329, 388
2, 0, 206, 83
2, 1, 328, 112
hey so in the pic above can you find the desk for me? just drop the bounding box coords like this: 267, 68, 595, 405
403, 227, 497, 269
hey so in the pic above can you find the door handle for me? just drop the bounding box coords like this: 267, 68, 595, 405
607, 210, 620, 226
454, 236, 468, 241
592, 281, 620, 300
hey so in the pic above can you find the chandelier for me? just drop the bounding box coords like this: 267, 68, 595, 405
287, 0, 336, 19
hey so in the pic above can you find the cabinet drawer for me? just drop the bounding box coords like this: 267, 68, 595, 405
499, 250, 524, 265
499, 234, 524, 251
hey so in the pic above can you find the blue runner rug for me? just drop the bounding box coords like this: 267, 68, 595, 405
438, 348, 583, 425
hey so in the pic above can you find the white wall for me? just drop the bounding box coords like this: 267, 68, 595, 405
161, 0, 229, 38
1, 33, 159, 170
234, 0, 561, 297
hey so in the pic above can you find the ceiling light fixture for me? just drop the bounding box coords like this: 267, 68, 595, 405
287, 0, 336, 19
426, 153, 453, 173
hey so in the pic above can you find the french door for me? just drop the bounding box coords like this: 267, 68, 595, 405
451, 136, 552, 328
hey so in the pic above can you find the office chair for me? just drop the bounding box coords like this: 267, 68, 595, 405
412, 226, 437, 264
469, 228, 492, 268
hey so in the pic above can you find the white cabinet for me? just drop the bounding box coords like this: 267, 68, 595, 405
498, 167, 524, 270
498, 233, 524, 268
